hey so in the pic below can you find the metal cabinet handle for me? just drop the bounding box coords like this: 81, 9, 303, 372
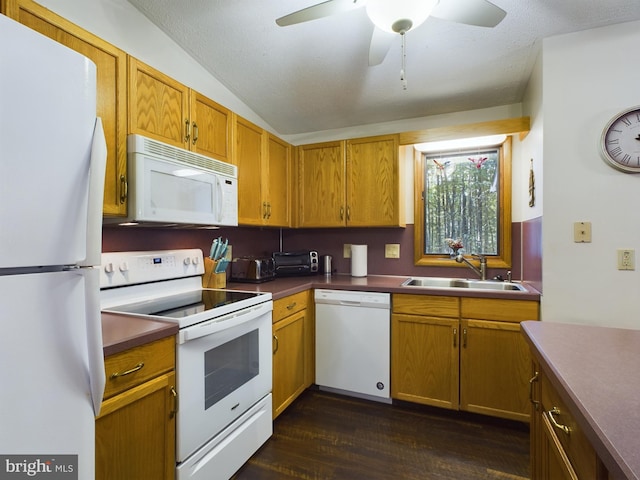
192, 122, 199, 144
286, 302, 297, 310
462, 328, 468, 348
453, 327, 458, 348
263, 202, 268, 219
340, 206, 344, 220
110, 362, 144, 379
119, 175, 127, 204
548, 407, 571, 435
170, 386, 178, 419
273, 334, 279, 354
529, 372, 540, 410
347, 206, 351, 221
267, 202, 271, 219
184, 119, 191, 142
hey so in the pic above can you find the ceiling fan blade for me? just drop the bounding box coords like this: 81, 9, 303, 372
369, 27, 395, 66
431, 0, 506, 28
276, 0, 366, 27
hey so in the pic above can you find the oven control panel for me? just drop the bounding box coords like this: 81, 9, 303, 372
100, 249, 204, 289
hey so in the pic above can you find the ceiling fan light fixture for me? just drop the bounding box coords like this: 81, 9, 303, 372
365, 0, 438, 33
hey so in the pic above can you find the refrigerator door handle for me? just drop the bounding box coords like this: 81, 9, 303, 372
80, 117, 107, 268
84, 267, 106, 415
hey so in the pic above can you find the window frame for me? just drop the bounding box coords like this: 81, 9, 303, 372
413, 136, 512, 269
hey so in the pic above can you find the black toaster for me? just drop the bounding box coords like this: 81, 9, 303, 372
229, 256, 276, 283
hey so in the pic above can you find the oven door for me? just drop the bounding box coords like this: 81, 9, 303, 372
176, 300, 272, 463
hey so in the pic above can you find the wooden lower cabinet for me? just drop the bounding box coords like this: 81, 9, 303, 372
391, 294, 538, 422
530, 365, 609, 480
272, 290, 314, 419
96, 337, 176, 480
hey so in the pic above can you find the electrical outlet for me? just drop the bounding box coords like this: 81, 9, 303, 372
385, 244, 400, 259
343, 244, 351, 258
225, 245, 232, 260
617, 249, 635, 270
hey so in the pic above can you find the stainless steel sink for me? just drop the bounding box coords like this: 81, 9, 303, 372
401, 277, 526, 291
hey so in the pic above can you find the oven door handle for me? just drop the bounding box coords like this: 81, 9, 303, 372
178, 302, 272, 344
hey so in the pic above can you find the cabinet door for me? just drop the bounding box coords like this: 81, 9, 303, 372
3, 0, 128, 216
190, 92, 232, 162
459, 319, 531, 422
272, 310, 306, 419
128, 57, 189, 149
347, 135, 402, 226
96, 371, 177, 480
235, 116, 265, 225
540, 412, 579, 480
391, 313, 459, 409
267, 134, 291, 227
297, 141, 346, 227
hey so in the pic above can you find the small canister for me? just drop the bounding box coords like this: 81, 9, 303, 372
322, 255, 332, 275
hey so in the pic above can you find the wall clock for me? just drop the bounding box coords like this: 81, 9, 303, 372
600, 106, 640, 173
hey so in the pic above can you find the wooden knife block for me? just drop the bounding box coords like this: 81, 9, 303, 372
202, 257, 227, 289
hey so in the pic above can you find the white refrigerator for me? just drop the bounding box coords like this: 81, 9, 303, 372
0, 14, 107, 478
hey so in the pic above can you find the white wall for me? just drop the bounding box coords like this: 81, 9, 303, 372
540, 20, 640, 328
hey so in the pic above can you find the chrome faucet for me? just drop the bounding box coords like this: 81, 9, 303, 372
455, 253, 487, 280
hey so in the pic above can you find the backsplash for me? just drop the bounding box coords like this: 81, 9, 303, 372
103, 220, 542, 285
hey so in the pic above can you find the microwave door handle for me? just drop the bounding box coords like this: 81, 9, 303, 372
215, 175, 224, 223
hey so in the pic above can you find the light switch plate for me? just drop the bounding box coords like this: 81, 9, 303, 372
573, 222, 592, 243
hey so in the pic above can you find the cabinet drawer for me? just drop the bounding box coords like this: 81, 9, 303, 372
392, 294, 459, 318
103, 336, 175, 400
540, 373, 604, 480
273, 290, 309, 323
461, 297, 539, 322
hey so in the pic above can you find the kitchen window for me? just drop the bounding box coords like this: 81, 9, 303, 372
413, 136, 512, 268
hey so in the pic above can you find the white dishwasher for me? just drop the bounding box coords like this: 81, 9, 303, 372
315, 289, 391, 402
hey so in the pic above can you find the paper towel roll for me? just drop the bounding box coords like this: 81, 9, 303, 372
351, 244, 368, 277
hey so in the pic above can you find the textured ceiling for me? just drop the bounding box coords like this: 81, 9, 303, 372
126, 0, 640, 136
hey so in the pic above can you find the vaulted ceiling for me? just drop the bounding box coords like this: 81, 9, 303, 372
127, 0, 640, 136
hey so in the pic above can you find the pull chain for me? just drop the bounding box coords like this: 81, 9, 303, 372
400, 32, 407, 90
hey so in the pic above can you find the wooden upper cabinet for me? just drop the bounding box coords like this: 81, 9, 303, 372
347, 134, 403, 227
297, 134, 403, 228
128, 57, 189, 149
128, 57, 232, 163
235, 116, 264, 225
234, 116, 291, 227
2, 0, 128, 217
189, 91, 232, 163
266, 134, 291, 227
297, 141, 347, 227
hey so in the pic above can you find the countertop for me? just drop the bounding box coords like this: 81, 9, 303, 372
101, 312, 178, 357
521, 321, 640, 480
225, 273, 541, 301
101, 274, 539, 357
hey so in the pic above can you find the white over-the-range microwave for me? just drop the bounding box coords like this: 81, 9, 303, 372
104, 134, 238, 227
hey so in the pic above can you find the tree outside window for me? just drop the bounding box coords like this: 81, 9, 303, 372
414, 137, 512, 268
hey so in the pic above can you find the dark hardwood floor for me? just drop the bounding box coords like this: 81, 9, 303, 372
233, 389, 530, 480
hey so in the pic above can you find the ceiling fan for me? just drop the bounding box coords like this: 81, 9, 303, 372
276, 0, 506, 74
